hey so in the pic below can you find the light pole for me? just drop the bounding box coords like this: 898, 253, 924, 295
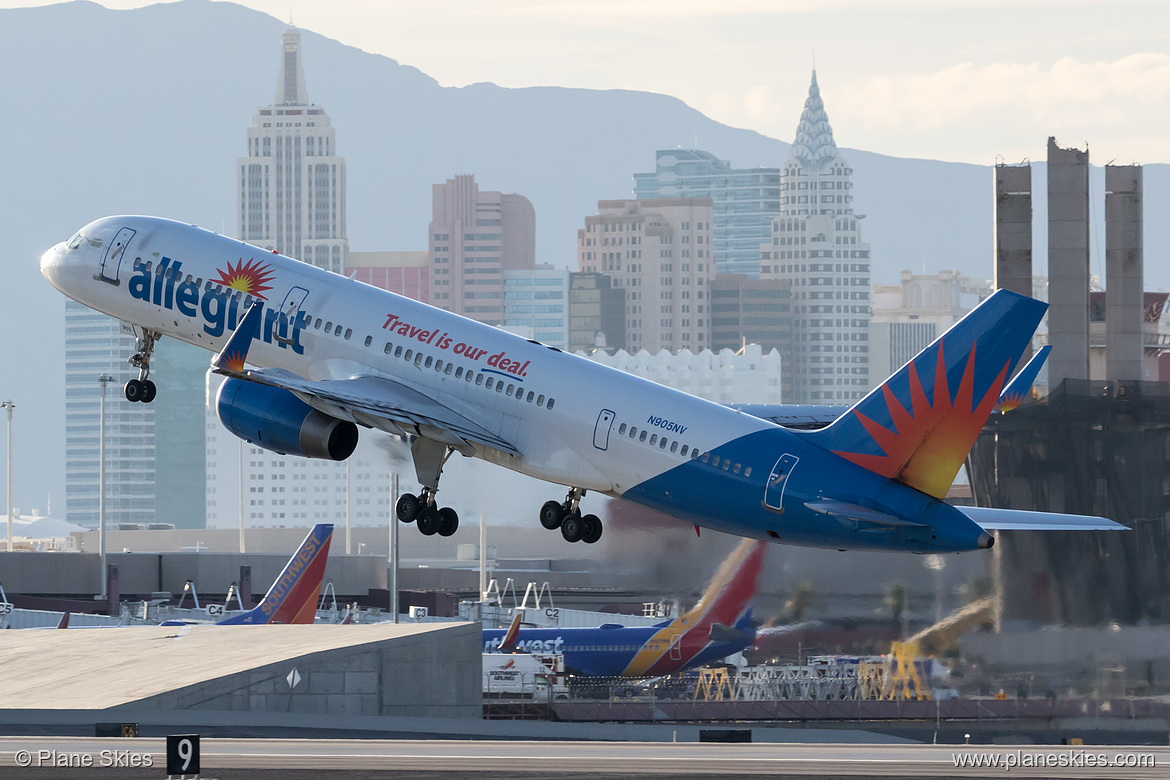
389, 472, 399, 623
97, 375, 114, 601
238, 437, 245, 554
1, 400, 13, 553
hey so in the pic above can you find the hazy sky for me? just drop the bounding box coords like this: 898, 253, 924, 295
8, 0, 1166, 165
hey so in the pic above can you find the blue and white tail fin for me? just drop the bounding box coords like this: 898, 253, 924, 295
995, 345, 1050, 412
808, 290, 1047, 499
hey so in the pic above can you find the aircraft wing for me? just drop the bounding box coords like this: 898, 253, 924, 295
212, 302, 519, 457
729, 403, 851, 430
958, 506, 1127, 532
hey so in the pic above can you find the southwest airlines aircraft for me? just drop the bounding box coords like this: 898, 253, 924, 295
484, 539, 764, 677
42, 217, 1124, 552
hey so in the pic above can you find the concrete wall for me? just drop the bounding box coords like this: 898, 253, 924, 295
127, 623, 480, 719
1046, 137, 1091, 385
1105, 165, 1144, 381
994, 164, 1033, 298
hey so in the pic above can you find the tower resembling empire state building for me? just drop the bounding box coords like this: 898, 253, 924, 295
238, 27, 347, 271
761, 71, 871, 403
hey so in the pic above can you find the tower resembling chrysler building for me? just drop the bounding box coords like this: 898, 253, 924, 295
238, 27, 347, 271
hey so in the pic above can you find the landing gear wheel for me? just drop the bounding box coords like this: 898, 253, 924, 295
580, 514, 603, 544
396, 493, 420, 523
539, 500, 565, 530
561, 512, 583, 543
417, 505, 440, 536
124, 379, 144, 403
140, 380, 157, 404
437, 507, 459, 537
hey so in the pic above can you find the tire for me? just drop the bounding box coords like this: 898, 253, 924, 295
396, 493, 420, 523
437, 506, 459, 537
581, 514, 603, 544
124, 379, 143, 403
417, 505, 440, 536
539, 500, 564, 530
561, 512, 583, 543
140, 380, 157, 404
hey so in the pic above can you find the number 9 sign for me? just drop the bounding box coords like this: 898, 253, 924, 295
166, 734, 200, 775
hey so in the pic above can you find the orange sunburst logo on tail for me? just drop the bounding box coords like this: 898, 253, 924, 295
833, 342, 1010, 499
995, 394, 1024, 413
212, 258, 275, 299
218, 351, 247, 372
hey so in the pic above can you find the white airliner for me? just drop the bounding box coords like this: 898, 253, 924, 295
42, 216, 1124, 552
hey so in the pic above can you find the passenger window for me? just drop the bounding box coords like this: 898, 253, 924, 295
435, 360, 443, 371
506, 384, 514, 396
395, 346, 403, 357
701, 452, 710, 463
425, 356, 433, 368
733, 463, 741, 474
325, 321, 333, 331
744, 466, 752, 477
344, 328, 353, 340
336, 325, 344, 336
712, 455, 721, 467
680, 445, 689, 456
670, 441, 678, 453
723, 460, 730, 471
414, 353, 423, 366
659, 438, 667, 450
618, 423, 627, 435
496, 382, 504, 393
476, 374, 484, 386
526, 391, 534, 402
649, 434, 657, 446
364, 335, 372, 347
639, 430, 648, 443
455, 366, 463, 378
629, 427, 637, 438
384, 342, 393, 354
445, 364, 454, 375
547, 398, 555, 410
536, 394, 544, 406
485, 377, 494, 389
404, 349, 413, 361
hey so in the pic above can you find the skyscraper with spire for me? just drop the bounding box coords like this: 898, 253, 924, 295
237, 27, 347, 271
761, 71, 871, 403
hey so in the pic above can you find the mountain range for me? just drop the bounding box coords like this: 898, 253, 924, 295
0, 0, 1166, 514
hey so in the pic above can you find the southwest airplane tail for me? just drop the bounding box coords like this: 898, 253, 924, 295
216, 524, 333, 625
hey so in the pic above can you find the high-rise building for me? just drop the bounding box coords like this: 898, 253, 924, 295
568, 272, 626, 353
709, 275, 792, 400
504, 265, 569, 349
347, 251, 430, 303
64, 304, 206, 529
238, 27, 347, 271
429, 174, 536, 326
634, 150, 781, 277
761, 71, 871, 403
577, 198, 714, 354
868, 270, 991, 385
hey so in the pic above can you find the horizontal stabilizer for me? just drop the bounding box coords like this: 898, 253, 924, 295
805, 500, 929, 527
709, 622, 753, 644
959, 506, 1127, 531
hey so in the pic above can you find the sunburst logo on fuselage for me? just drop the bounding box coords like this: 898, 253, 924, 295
832, 341, 1010, 500
211, 258, 275, 300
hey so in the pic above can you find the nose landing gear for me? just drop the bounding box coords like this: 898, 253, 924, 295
396, 438, 460, 537
539, 487, 602, 544
124, 329, 160, 403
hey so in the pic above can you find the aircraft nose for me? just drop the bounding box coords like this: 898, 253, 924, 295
40, 242, 67, 291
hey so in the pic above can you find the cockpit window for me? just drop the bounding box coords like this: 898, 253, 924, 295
66, 232, 84, 250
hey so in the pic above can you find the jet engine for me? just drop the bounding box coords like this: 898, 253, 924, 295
216, 377, 358, 460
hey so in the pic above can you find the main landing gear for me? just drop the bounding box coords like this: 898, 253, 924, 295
539, 487, 603, 544
124, 329, 160, 404
395, 437, 459, 537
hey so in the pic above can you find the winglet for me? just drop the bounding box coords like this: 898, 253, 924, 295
216, 524, 334, 625
212, 301, 264, 373
996, 345, 1051, 412
498, 612, 523, 652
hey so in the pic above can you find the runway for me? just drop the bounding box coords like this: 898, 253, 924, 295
0, 737, 1164, 778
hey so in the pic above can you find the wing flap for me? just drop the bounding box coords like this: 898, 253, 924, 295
805, 500, 929, 527
959, 506, 1127, 531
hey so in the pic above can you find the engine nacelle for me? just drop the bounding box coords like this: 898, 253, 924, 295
216, 377, 358, 461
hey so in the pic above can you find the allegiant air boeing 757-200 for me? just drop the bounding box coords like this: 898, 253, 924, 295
41, 216, 1125, 552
